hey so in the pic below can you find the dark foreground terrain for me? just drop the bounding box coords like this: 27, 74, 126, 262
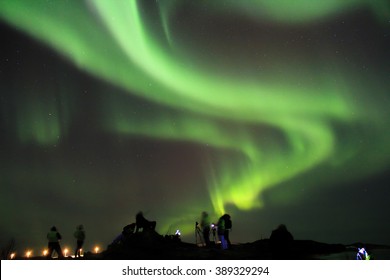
13, 231, 389, 260
83, 231, 389, 260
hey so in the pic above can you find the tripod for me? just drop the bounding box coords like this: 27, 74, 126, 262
211, 226, 217, 243
195, 222, 204, 246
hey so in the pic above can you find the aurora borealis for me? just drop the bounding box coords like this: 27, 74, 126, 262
1, 0, 390, 252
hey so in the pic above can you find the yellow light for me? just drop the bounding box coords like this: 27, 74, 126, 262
43, 249, 48, 256
94, 246, 99, 254
26, 250, 32, 258
10, 253, 16, 259
63, 248, 69, 257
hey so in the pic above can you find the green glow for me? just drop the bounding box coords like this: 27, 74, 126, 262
1, 0, 389, 235
154, 0, 390, 25
201, 0, 390, 23
13, 95, 68, 145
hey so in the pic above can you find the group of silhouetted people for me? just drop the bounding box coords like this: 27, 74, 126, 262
46, 212, 295, 258
46, 225, 86, 259
198, 211, 295, 253
199, 211, 232, 250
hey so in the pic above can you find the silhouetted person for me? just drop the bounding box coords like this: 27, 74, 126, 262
123, 223, 136, 238
200, 211, 211, 247
217, 215, 228, 250
135, 211, 156, 232
270, 224, 294, 258
222, 214, 232, 249
73, 224, 86, 258
47, 226, 63, 259
110, 223, 136, 246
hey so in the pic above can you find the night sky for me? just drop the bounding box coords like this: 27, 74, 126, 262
1, 0, 390, 254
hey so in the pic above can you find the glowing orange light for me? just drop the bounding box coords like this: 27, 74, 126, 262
94, 246, 99, 254
43, 249, 48, 256
63, 248, 69, 257
26, 250, 32, 258
10, 253, 16, 259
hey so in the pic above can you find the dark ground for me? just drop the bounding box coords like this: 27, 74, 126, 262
6, 230, 389, 260
76, 231, 390, 260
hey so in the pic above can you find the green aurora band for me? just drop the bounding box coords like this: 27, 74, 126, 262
1, 0, 390, 236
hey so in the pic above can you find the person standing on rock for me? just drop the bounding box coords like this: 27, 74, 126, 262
222, 214, 232, 249
74, 224, 86, 258
47, 226, 64, 259
217, 215, 228, 250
